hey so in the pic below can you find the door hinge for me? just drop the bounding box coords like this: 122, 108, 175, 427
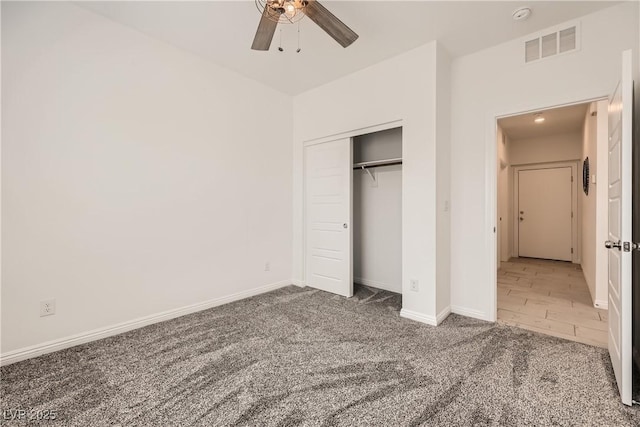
571, 248, 574, 254
571, 176, 574, 182
571, 211, 574, 218
623, 241, 639, 252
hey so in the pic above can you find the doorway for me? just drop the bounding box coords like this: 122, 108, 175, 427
495, 100, 608, 348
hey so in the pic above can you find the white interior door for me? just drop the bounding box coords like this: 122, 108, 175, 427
305, 138, 353, 297
606, 49, 633, 406
518, 167, 573, 261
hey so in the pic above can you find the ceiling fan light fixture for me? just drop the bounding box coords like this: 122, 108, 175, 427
257, 0, 306, 24
284, 2, 297, 18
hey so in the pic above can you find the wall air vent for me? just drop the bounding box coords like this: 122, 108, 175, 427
559, 27, 577, 53
525, 38, 539, 62
524, 23, 579, 64
541, 33, 557, 58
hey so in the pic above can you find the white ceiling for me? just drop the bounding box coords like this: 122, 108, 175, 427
498, 102, 590, 140
78, 1, 619, 95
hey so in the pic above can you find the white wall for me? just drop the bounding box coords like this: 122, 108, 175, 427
293, 42, 448, 323
508, 132, 582, 165
2, 2, 293, 355
497, 125, 510, 264
593, 98, 610, 309
580, 100, 609, 308
450, 2, 639, 321
580, 104, 597, 302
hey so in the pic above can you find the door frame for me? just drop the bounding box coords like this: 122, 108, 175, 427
512, 161, 580, 263
487, 96, 608, 322
302, 119, 403, 291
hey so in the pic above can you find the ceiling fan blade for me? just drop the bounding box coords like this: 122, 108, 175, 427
302, 0, 358, 48
251, 8, 281, 51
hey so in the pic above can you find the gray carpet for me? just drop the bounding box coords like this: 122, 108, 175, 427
1, 284, 639, 426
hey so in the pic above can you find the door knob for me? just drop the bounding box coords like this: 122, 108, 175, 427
605, 240, 622, 250
343, 223, 348, 229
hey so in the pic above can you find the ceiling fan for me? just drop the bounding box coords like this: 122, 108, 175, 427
251, 0, 358, 51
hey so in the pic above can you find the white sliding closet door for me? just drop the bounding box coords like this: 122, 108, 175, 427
304, 138, 353, 297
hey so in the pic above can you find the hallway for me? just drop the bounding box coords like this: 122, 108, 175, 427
497, 257, 607, 348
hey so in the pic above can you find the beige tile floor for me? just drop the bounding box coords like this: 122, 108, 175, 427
497, 257, 608, 348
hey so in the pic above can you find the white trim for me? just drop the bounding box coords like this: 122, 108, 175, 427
486, 111, 499, 322
400, 308, 437, 326
354, 277, 401, 294
436, 306, 451, 325
594, 299, 609, 310
493, 97, 608, 122
302, 120, 403, 147
0, 280, 292, 366
292, 279, 306, 288
451, 305, 492, 322
511, 161, 580, 263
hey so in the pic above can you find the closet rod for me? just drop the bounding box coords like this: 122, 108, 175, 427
353, 158, 403, 170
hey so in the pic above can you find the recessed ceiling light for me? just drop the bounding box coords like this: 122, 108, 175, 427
534, 113, 545, 123
513, 7, 532, 21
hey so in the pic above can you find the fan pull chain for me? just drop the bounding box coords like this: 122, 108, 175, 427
278, 29, 284, 52
296, 23, 301, 53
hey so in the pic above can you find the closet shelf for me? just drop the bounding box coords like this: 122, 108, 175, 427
353, 157, 403, 170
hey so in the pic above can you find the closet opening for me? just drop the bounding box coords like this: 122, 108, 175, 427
352, 127, 403, 303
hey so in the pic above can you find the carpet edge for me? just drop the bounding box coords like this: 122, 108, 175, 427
0, 280, 292, 366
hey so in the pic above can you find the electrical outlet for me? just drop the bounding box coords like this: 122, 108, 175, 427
40, 299, 56, 317
264, 262, 270, 272
410, 279, 419, 292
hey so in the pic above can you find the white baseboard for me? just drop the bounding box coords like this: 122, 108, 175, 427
0, 280, 292, 366
354, 277, 401, 293
400, 308, 437, 326
451, 305, 492, 322
292, 279, 306, 288
436, 306, 451, 325
594, 299, 608, 310
582, 276, 607, 310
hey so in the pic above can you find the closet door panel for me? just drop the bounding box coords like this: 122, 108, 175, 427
304, 138, 353, 297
